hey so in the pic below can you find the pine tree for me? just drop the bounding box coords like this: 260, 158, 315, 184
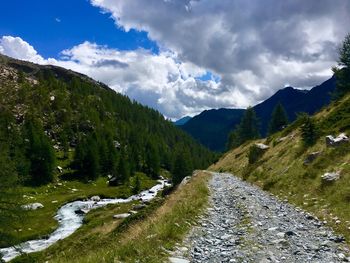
74, 135, 100, 181
333, 33, 350, 97
25, 119, 56, 185
172, 148, 193, 185
268, 103, 289, 135
300, 115, 318, 147
117, 152, 130, 184
227, 107, 260, 149
145, 141, 160, 179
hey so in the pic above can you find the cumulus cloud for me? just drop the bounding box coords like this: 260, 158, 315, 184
90, 0, 350, 104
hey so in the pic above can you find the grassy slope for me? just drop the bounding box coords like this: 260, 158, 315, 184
210, 94, 350, 243
13, 171, 211, 263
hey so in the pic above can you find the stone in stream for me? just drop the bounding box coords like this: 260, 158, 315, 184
90, 195, 100, 202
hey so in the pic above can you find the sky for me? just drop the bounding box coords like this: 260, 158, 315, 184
0, 0, 349, 119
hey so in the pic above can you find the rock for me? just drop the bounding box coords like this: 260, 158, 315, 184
56, 166, 63, 173
108, 176, 119, 186
179, 176, 191, 186
113, 140, 121, 149
75, 208, 89, 215
321, 171, 341, 181
113, 213, 130, 219
90, 196, 100, 202
21, 202, 44, 210
169, 257, 190, 263
133, 204, 146, 210
303, 151, 321, 165
326, 133, 349, 147
255, 143, 270, 150
50, 95, 55, 101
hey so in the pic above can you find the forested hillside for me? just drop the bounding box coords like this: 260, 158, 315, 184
0, 54, 215, 188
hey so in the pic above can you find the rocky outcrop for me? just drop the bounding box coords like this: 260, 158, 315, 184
21, 203, 44, 210
325, 133, 349, 147
321, 171, 341, 182
255, 143, 270, 150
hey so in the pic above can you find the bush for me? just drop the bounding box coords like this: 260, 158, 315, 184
247, 145, 264, 164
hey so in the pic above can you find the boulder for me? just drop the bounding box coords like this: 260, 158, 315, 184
255, 143, 270, 150
321, 171, 340, 181
133, 204, 146, 210
325, 133, 349, 147
113, 213, 130, 219
108, 176, 119, 186
21, 202, 44, 210
303, 151, 321, 165
90, 196, 100, 202
75, 208, 89, 215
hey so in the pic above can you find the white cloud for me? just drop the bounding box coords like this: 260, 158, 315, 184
0, 36, 46, 64
90, 0, 349, 105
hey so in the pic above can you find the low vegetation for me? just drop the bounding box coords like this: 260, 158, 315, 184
13, 171, 211, 263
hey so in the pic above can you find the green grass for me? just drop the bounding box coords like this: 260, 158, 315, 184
2, 172, 156, 249
12, 171, 211, 263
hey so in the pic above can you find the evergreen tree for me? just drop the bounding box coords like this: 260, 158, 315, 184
25, 119, 56, 185
268, 103, 289, 135
116, 152, 130, 184
172, 148, 193, 185
74, 135, 100, 180
333, 33, 350, 97
144, 141, 160, 179
227, 107, 260, 149
300, 114, 318, 147
132, 174, 141, 194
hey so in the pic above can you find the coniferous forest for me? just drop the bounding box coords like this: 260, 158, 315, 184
0, 54, 215, 188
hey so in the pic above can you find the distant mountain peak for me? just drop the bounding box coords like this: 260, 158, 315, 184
174, 116, 192, 126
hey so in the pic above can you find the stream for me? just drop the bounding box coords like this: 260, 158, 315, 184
0, 179, 171, 262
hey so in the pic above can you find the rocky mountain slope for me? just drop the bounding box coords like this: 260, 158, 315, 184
181, 77, 336, 151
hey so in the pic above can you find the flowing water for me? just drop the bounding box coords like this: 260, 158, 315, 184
0, 179, 170, 262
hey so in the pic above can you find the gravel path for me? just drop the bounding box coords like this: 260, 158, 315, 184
171, 172, 349, 263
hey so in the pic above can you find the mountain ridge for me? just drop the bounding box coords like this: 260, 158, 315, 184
181, 76, 336, 151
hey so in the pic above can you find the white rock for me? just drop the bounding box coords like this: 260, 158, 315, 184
90, 196, 101, 202
168, 257, 190, 263
21, 202, 44, 210
255, 143, 270, 150
321, 171, 340, 181
113, 213, 130, 219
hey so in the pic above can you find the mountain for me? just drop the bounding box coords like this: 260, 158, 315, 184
0, 54, 215, 186
181, 77, 336, 151
174, 116, 192, 126
181, 108, 245, 152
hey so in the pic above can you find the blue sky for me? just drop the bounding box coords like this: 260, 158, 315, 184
0, 0, 348, 119
0, 0, 158, 58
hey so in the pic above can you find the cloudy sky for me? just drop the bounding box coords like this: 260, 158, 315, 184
0, 0, 349, 119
